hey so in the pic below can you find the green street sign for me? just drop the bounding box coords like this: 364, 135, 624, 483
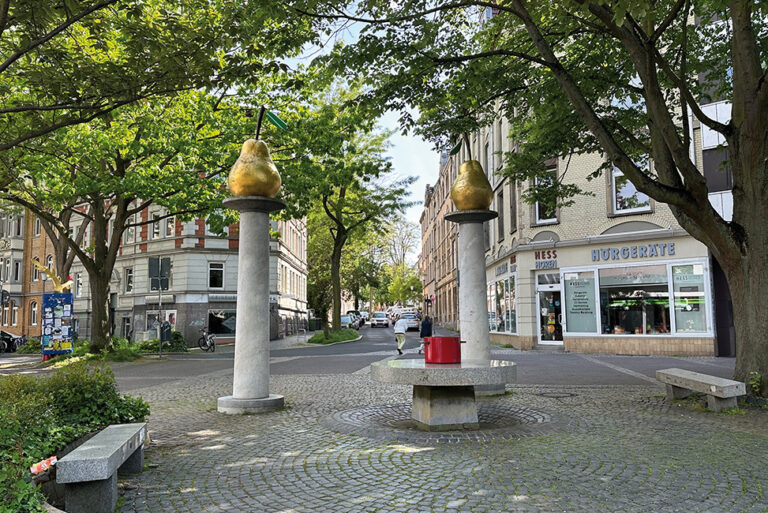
266, 110, 287, 131
449, 140, 462, 155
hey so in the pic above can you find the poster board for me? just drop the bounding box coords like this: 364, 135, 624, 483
42, 293, 74, 355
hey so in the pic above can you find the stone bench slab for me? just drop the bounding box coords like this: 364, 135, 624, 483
655, 368, 745, 398
57, 423, 147, 484
370, 359, 516, 387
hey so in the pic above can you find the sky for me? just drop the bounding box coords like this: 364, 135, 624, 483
380, 112, 441, 229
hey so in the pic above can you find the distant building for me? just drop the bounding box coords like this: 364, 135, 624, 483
0, 205, 307, 345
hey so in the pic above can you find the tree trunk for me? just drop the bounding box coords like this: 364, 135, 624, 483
88, 269, 112, 353
723, 251, 768, 396
354, 295, 359, 311
330, 232, 346, 331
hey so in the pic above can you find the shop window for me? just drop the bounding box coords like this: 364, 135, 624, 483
208, 309, 236, 335
672, 264, 708, 333
599, 264, 669, 335
612, 167, 650, 214
564, 271, 597, 333
208, 262, 224, 289
487, 276, 517, 333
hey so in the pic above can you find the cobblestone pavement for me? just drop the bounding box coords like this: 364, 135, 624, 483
121, 372, 768, 513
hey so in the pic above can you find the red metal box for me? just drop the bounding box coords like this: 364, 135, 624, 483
423, 337, 461, 364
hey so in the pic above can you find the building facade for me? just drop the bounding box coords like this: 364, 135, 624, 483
420, 110, 729, 356
418, 153, 459, 330
0, 205, 307, 346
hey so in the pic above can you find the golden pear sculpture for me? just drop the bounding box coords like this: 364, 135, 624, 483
32, 260, 73, 293
228, 139, 281, 197
450, 160, 493, 210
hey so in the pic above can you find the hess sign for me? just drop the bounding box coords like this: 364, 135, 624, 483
534, 249, 558, 269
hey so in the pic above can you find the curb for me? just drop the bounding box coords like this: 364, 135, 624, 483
304, 333, 364, 347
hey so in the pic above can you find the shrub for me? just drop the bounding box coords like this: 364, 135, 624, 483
0, 362, 149, 512
308, 328, 360, 345
137, 331, 187, 353
15, 338, 41, 354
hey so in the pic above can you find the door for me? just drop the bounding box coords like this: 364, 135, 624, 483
537, 289, 563, 344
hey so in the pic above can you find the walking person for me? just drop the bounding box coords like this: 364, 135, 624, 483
393, 316, 408, 355
418, 315, 432, 354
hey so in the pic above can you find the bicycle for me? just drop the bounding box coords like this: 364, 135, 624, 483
198, 327, 216, 352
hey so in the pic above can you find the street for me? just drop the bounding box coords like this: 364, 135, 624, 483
31, 324, 733, 392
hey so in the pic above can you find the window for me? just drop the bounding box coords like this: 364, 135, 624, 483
125, 215, 136, 243
672, 264, 708, 333
534, 168, 558, 224
563, 271, 597, 333
484, 142, 491, 179
487, 276, 517, 333
14, 216, 22, 237
3, 259, 8, 282
496, 191, 504, 240
165, 217, 175, 237
599, 264, 669, 335
0, 216, 4, 237
1, 306, 5, 326
12, 261, 20, 282
208, 309, 236, 335
75, 273, 83, 298
11, 303, 17, 326
34, 217, 41, 236
30, 301, 38, 326
612, 166, 650, 214
32, 258, 39, 281
208, 262, 224, 288
702, 148, 732, 192
125, 268, 133, 293
46, 255, 53, 270
152, 214, 160, 239
509, 182, 517, 233
121, 317, 132, 338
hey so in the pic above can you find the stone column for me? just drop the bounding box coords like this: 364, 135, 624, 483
444, 210, 497, 363
218, 196, 285, 414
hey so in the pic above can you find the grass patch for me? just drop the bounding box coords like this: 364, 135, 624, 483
717, 407, 746, 416
307, 328, 360, 345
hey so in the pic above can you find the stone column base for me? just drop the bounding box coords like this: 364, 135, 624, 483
411, 385, 479, 431
218, 394, 284, 414
64, 473, 116, 513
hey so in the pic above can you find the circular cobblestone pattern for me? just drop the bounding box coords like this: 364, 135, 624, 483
120, 374, 768, 513
321, 402, 556, 443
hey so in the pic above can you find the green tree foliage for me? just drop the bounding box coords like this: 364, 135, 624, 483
2, 90, 260, 351
276, 87, 415, 331
0, 0, 317, 155
387, 264, 422, 307
295, 0, 768, 390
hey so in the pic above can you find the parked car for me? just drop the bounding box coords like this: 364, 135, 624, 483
339, 315, 356, 330
0, 331, 23, 352
400, 313, 420, 331
371, 311, 389, 328
347, 310, 363, 326
360, 311, 370, 323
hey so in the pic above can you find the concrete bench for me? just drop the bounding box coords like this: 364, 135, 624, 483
57, 423, 147, 513
656, 368, 745, 412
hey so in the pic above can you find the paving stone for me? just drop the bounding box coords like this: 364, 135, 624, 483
118, 374, 768, 513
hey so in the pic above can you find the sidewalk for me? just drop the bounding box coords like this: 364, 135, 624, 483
120, 363, 768, 512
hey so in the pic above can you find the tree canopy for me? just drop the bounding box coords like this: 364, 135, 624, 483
292, 0, 768, 389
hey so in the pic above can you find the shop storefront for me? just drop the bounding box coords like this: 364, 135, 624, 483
487, 259, 517, 336
488, 236, 716, 356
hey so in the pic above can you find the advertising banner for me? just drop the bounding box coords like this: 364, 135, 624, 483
41, 293, 74, 355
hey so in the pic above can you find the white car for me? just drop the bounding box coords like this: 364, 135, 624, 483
371, 312, 389, 328
400, 313, 420, 331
